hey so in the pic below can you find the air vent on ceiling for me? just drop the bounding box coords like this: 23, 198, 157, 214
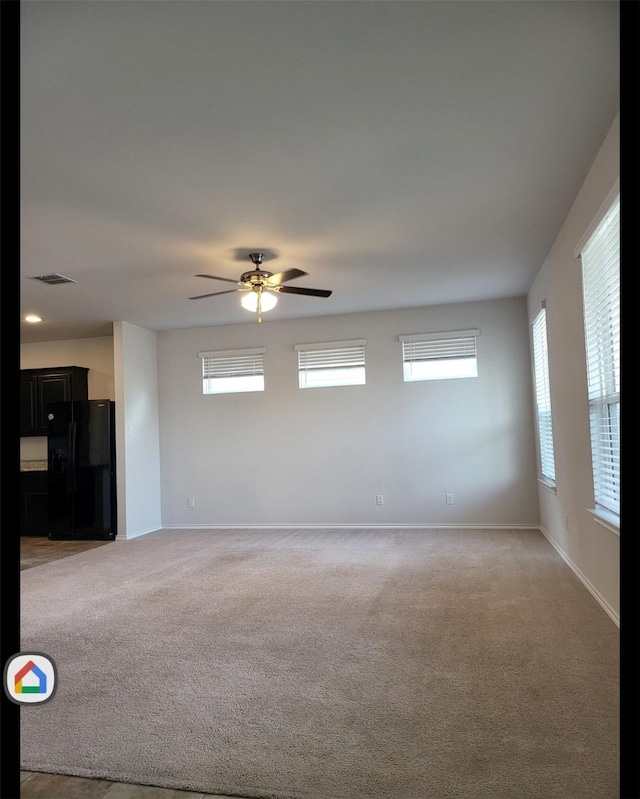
29, 273, 77, 285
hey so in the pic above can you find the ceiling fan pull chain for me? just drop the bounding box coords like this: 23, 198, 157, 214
257, 289, 262, 323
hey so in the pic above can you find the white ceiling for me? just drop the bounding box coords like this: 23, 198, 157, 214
20, 0, 619, 344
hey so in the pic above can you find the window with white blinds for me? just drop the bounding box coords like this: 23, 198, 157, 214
399, 329, 479, 381
579, 194, 620, 518
199, 348, 266, 394
295, 339, 366, 388
531, 304, 555, 485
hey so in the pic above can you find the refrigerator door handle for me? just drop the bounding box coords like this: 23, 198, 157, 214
69, 421, 78, 492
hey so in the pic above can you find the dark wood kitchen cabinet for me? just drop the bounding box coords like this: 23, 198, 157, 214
20, 471, 50, 536
20, 366, 89, 436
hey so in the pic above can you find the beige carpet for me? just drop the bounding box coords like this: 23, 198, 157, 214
20, 527, 618, 799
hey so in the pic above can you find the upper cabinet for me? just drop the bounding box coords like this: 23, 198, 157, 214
20, 367, 89, 437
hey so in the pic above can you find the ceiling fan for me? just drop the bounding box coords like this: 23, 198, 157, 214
189, 252, 333, 322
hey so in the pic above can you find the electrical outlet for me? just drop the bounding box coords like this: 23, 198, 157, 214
376, 494, 384, 506
446, 493, 454, 505
188, 497, 195, 508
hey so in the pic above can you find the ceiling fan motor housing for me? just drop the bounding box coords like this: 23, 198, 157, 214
241, 270, 274, 285
242, 253, 272, 285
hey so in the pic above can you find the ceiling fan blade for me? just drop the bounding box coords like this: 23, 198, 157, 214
194, 273, 240, 285
276, 285, 332, 298
266, 268, 308, 286
188, 289, 241, 300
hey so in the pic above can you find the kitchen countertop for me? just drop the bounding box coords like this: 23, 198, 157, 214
20, 460, 48, 472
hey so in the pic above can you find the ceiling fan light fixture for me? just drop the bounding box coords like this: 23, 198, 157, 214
240, 289, 278, 313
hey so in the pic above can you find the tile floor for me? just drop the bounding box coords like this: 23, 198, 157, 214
20, 537, 245, 799
20, 771, 235, 798
20, 536, 112, 570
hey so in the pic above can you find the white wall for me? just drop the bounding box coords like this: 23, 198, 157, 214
157, 298, 539, 527
113, 321, 162, 539
527, 112, 619, 622
20, 336, 115, 461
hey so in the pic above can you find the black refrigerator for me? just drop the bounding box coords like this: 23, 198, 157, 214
47, 399, 117, 540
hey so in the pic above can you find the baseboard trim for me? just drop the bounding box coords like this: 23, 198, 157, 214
116, 526, 163, 541
539, 526, 619, 627
160, 523, 540, 530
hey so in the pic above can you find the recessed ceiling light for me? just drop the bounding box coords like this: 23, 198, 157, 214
25, 315, 42, 323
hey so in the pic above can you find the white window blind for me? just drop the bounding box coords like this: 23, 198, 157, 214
199, 348, 266, 394
531, 304, 555, 484
294, 339, 366, 388
399, 329, 479, 381
579, 195, 620, 517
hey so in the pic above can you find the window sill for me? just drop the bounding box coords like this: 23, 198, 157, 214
537, 478, 557, 495
587, 508, 620, 536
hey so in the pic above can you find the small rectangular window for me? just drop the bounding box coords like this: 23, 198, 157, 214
198, 348, 266, 394
531, 303, 556, 485
294, 339, 367, 389
399, 329, 479, 382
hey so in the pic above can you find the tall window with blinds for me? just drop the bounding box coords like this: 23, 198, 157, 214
399, 329, 479, 382
531, 304, 556, 486
199, 348, 266, 394
579, 194, 620, 519
295, 339, 366, 389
